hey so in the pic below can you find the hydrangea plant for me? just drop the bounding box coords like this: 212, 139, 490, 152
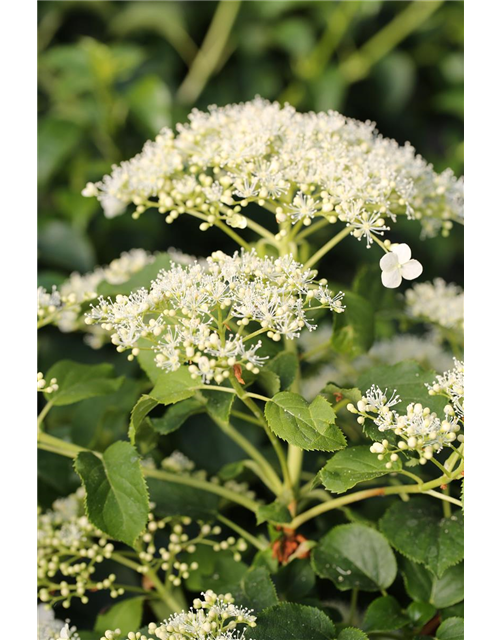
38, 99, 464, 640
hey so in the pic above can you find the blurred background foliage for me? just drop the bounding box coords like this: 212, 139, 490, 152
38, 0, 463, 372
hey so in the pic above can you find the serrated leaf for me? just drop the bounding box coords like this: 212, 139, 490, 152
149, 367, 199, 405
435, 617, 464, 640
45, 360, 123, 406
74, 442, 149, 547
332, 291, 375, 357
358, 362, 447, 415
248, 603, 336, 640
363, 596, 409, 632
147, 477, 219, 520
265, 392, 346, 452
185, 546, 248, 592
94, 596, 144, 633
256, 500, 292, 525
151, 398, 204, 434
380, 499, 464, 577
319, 446, 401, 494
337, 629, 369, 640
312, 524, 397, 592
227, 567, 278, 613
401, 558, 464, 609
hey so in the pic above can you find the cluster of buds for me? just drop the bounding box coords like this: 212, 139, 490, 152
37, 489, 120, 608
347, 364, 464, 465
37, 372, 59, 393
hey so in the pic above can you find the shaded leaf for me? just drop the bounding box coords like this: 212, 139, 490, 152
363, 596, 408, 632
256, 500, 292, 526
94, 596, 144, 633
380, 499, 464, 577
45, 361, 123, 406
435, 617, 464, 640
248, 603, 336, 640
312, 524, 397, 591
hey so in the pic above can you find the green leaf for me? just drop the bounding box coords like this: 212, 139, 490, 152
363, 596, 409, 632
319, 446, 401, 494
435, 617, 464, 640
126, 74, 171, 136
202, 386, 235, 424
129, 395, 158, 445
94, 596, 144, 633
312, 524, 397, 592
320, 383, 362, 406
74, 441, 149, 547
147, 478, 219, 520
256, 500, 292, 525
248, 603, 336, 640
401, 558, 464, 609
274, 559, 316, 601
45, 360, 123, 406
407, 601, 436, 627
259, 351, 299, 396
38, 117, 82, 186
38, 221, 95, 272
358, 362, 447, 415
337, 629, 369, 640
151, 398, 204, 435
185, 546, 248, 593
149, 367, 199, 405
265, 393, 346, 452
227, 567, 279, 613
380, 499, 464, 577
331, 291, 375, 357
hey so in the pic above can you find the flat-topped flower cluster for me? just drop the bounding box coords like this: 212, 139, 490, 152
83, 97, 463, 241
102, 591, 257, 640
85, 249, 345, 383
348, 359, 464, 465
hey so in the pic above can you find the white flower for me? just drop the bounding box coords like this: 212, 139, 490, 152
379, 243, 423, 288
405, 278, 464, 331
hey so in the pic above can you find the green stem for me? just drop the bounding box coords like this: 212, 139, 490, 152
231, 409, 262, 427
229, 373, 292, 491
338, 1, 444, 83
209, 413, 283, 495
426, 490, 461, 509
217, 514, 268, 551
37, 400, 54, 430
213, 220, 251, 250
304, 226, 353, 269
348, 588, 359, 626
143, 467, 259, 513
290, 464, 463, 529
176, 0, 241, 104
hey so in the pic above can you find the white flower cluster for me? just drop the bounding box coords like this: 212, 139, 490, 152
102, 591, 257, 640
38, 605, 79, 640
37, 371, 59, 393
37, 249, 155, 331
405, 278, 464, 332
84, 97, 463, 242
427, 358, 464, 419
38, 489, 120, 608
85, 249, 344, 383
347, 361, 465, 465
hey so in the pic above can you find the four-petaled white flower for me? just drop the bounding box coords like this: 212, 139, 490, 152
379, 243, 423, 288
